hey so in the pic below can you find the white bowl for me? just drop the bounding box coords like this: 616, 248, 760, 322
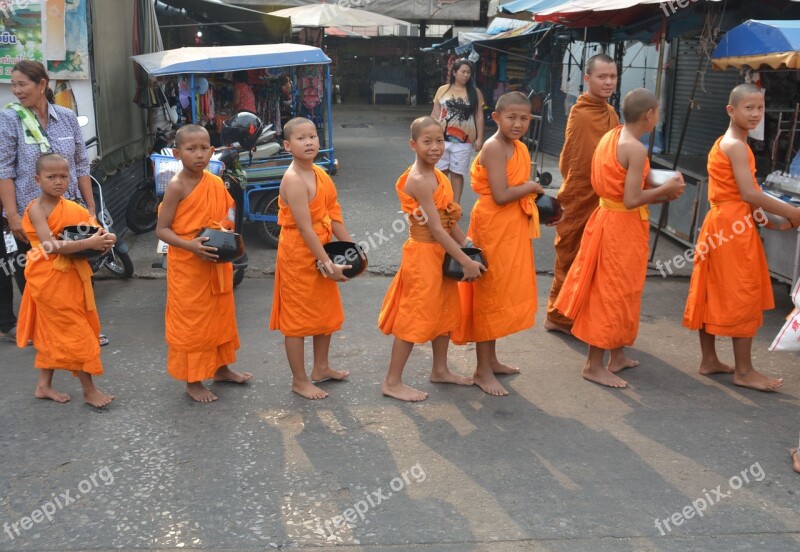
647, 169, 680, 187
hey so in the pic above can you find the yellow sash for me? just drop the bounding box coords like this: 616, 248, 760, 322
600, 198, 649, 221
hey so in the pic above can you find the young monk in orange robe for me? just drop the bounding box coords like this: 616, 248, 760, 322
156, 125, 252, 403
683, 84, 800, 392
270, 117, 357, 400
17, 153, 116, 407
555, 89, 685, 388
378, 117, 485, 402
452, 92, 543, 396
546, 54, 620, 335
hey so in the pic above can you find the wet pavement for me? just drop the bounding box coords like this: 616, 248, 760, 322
1, 105, 798, 551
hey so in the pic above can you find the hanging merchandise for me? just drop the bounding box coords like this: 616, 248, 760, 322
299, 65, 324, 129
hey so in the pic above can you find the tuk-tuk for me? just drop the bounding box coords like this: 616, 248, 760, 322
131, 43, 336, 247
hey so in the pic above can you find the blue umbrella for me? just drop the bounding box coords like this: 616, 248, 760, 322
712, 20, 800, 70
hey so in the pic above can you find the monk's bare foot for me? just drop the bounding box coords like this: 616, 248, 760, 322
473, 372, 509, 396
84, 388, 114, 408
699, 359, 735, 375
490, 359, 520, 375
430, 368, 473, 385
381, 381, 428, 402
583, 364, 628, 388
292, 380, 328, 400
732, 370, 783, 392
790, 449, 800, 474
213, 365, 253, 383
608, 356, 639, 373
544, 319, 572, 336
186, 382, 218, 403
34, 385, 70, 403
310, 367, 350, 383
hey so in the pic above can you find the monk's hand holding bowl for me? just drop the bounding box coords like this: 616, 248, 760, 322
461, 259, 486, 282
663, 174, 686, 201
188, 236, 219, 262
317, 259, 351, 283
787, 207, 800, 230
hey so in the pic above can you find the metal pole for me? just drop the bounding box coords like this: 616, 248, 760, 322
326, 64, 334, 169
647, 16, 667, 158
578, 27, 588, 94
190, 74, 196, 124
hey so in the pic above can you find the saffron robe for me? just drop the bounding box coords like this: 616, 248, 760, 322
554, 126, 650, 350
17, 198, 102, 374
378, 167, 462, 343
165, 171, 239, 382
452, 139, 538, 344
547, 93, 620, 328
270, 165, 345, 337
683, 138, 774, 337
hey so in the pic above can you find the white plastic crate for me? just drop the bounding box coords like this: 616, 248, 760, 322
151, 154, 224, 195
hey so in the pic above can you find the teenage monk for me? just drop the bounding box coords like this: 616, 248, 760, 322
17, 153, 116, 407
270, 117, 357, 400
378, 116, 485, 402
452, 92, 543, 396
683, 84, 800, 392
156, 125, 252, 403
545, 54, 620, 335
555, 89, 685, 388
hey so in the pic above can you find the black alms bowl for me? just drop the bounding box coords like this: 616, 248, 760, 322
536, 194, 562, 225
196, 227, 245, 263
60, 224, 101, 259
323, 241, 367, 278
443, 247, 488, 280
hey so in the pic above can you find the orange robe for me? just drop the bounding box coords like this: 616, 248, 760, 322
547, 93, 620, 328
554, 126, 650, 350
683, 138, 773, 337
378, 167, 462, 343
16, 198, 102, 374
452, 139, 538, 344
270, 165, 344, 337
165, 171, 239, 382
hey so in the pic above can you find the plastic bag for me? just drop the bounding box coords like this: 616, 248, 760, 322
769, 279, 800, 351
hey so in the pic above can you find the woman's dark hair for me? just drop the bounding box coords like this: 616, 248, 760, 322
446, 59, 478, 117
12, 60, 54, 103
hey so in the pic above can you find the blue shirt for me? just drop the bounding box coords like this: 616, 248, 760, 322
0, 103, 90, 216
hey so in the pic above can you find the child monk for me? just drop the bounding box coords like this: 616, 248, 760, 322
452, 92, 543, 396
156, 125, 252, 403
555, 89, 685, 388
378, 116, 486, 402
270, 117, 356, 400
683, 84, 800, 392
546, 54, 620, 335
16, 153, 115, 407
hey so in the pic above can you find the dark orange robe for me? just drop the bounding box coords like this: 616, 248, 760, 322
452, 139, 538, 344
165, 171, 239, 382
270, 165, 345, 337
554, 126, 650, 350
547, 93, 620, 328
17, 198, 102, 374
378, 167, 461, 343
683, 138, 773, 337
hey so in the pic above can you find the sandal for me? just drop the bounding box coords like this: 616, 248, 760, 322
99, 333, 109, 347
0, 326, 17, 343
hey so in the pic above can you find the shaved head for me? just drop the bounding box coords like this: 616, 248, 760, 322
729, 83, 764, 107
586, 54, 615, 75
283, 117, 315, 140
36, 152, 69, 174
495, 91, 531, 113
621, 88, 659, 123
175, 124, 209, 147
410, 116, 441, 140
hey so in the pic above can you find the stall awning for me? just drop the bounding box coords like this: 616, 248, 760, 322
157, 0, 291, 44
499, 0, 568, 15
131, 43, 330, 76
454, 20, 548, 54
712, 19, 800, 70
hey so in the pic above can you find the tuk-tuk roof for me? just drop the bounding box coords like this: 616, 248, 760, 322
131, 43, 330, 76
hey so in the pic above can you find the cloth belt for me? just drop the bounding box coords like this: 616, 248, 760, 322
600, 198, 649, 221
53, 254, 96, 311
408, 203, 462, 243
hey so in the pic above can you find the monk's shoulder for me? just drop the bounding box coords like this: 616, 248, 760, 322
719, 135, 749, 163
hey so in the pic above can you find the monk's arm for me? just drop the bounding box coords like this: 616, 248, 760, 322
156, 181, 218, 260
484, 142, 541, 205
331, 220, 354, 243
558, 107, 588, 177
726, 141, 800, 225
282, 175, 333, 266
622, 144, 683, 208
28, 203, 109, 256
449, 224, 468, 246
407, 176, 483, 276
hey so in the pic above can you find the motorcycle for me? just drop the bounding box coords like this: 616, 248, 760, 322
125, 127, 174, 234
